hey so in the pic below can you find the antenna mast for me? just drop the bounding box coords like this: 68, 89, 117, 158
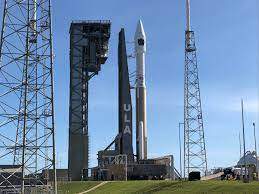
186, 0, 191, 31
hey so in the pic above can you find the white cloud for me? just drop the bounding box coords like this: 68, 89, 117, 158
202, 87, 258, 113
231, 99, 258, 113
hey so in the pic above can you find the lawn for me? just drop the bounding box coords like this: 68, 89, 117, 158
58, 180, 259, 194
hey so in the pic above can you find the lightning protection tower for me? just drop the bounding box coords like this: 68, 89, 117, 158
0, 0, 57, 193
184, 0, 208, 178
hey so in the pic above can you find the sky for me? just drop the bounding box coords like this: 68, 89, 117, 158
1, 0, 257, 171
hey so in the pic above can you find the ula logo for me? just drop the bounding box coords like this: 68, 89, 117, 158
123, 104, 131, 135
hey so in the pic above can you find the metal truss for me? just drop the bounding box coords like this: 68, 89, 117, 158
184, 30, 208, 178
68, 27, 98, 181
0, 0, 57, 193
69, 21, 111, 181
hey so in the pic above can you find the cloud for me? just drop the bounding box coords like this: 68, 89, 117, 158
231, 99, 258, 113
214, 97, 257, 113
202, 87, 258, 113
146, 85, 258, 114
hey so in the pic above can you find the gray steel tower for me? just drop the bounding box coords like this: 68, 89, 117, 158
69, 21, 111, 181
0, 0, 57, 193
184, 0, 208, 177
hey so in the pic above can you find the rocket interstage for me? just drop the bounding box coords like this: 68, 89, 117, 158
135, 20, 147, 160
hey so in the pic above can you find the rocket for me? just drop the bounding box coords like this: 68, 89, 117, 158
135, 20, 147, 160
116, 28, 134, 162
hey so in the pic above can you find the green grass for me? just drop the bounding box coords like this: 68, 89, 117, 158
58, 180, 259, 194
58, 181, 101, 194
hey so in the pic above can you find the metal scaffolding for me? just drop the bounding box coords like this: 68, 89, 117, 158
184, 30, 208, 178
68, 21, 111, 181
0, 0, 57, 193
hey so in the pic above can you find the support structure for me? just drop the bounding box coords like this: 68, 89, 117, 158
69, 21, 111, 181
184, 0, 208, 178
0, 0, 57, 193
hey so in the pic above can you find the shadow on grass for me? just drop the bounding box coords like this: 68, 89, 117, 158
134, 181, 185, 194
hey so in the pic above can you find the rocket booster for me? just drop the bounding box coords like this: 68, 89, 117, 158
117, 28, 134, 162
135, 20, 147, 160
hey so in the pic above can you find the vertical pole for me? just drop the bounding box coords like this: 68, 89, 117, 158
179, 123, 183, 178
239, 132, 243, 179
171, 155, 175, 180
241, 99, 247, 182
48, 0, 57, 192
186, 0, 191, 31
186, 0, 191, 47
183, 122, 186, 179
32, 0, 38, 173
253, 123, 258, 181
239, 132, 242, 159
187, 120, 190, 177
21, 1, 31, 193
0, 0, 7, 60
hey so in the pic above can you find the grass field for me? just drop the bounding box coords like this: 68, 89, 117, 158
58, 180, 259, 194
58, 181, 101, 194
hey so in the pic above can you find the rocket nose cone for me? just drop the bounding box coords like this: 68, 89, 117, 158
135, 20, 146, 41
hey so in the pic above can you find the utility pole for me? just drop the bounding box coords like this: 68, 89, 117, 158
253, 122, 258, 181
179, 122, 184, 179
241, 99, 248, 183
239, 132, 243, 181
239, 132, 242, 159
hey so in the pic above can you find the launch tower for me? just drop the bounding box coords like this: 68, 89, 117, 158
183, 0, 208, 177
69, 21, 111, 181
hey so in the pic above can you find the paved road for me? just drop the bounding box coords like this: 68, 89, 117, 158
201, 172, 224, 180
77, 181, 108, 194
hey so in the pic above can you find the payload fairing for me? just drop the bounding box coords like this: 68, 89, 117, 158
135, 20, 147, 160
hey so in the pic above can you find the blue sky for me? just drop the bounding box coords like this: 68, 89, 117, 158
49, 0, 259, 170
49, 0, 259, 168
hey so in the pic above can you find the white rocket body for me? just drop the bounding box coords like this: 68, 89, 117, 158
135, 20, 147, 160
